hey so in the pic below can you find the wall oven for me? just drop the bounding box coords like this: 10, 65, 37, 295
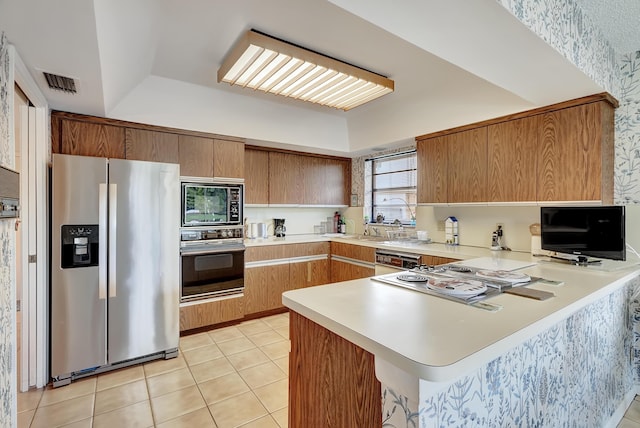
180, 226, 245, 302
182, 181, 243, 227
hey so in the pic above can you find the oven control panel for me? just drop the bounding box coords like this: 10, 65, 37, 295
181, 226, 244, 242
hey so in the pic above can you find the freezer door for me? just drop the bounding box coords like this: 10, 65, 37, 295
107, 159, 180, 363
50, 154, 108, 378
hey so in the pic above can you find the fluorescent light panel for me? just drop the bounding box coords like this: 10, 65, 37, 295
218, 30, 394, 111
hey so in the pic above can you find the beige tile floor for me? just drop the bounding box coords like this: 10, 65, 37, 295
16, 310, 640, 427
18, 313, 290, 428
620, 396, 640, 428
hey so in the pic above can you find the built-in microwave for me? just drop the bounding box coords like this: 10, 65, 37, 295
181, 182, 243, 227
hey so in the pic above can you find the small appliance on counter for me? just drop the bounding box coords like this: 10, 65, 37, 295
274, 218, 286, 237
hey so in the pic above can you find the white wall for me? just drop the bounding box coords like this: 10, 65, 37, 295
244, 207, 345, 236
109, 75, 351, 154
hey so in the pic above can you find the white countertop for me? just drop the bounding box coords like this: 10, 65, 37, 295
244, 233, 533, 262
282, 258, 640, 382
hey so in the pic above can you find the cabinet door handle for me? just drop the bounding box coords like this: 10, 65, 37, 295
307, 262, 311, 283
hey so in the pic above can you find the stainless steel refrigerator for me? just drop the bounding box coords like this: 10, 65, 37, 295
50, 154, 180, 387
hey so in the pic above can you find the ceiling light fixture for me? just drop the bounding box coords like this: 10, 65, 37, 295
217, 30, 394, 111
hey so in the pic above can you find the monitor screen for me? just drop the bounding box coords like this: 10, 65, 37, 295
540, 206, 626, 261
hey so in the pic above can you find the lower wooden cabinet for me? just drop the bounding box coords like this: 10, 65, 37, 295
422, 255, 462, 265
244, 243, 331, 316
290, 258, 330, 289
330, 242, 375, 282
244, 262, 290, 314
180, 294, 244, 331
330, 258, 375, 283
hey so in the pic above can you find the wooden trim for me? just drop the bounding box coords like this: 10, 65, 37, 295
415, 93, 618, 141
51, 114, 62, 153
51, 110, 245, 143
179, 307, 288, 336
245, 144, 352, 162
289, 311, 381, 428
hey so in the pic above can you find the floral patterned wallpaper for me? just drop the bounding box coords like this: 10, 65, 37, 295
0, 30, 16, 428
615, 51, 640, 204
381, 277, 638, 427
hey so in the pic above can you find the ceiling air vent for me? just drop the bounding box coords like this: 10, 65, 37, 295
43, 72, 77, 94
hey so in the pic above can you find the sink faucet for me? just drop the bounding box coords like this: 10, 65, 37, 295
370, 226, 381, 237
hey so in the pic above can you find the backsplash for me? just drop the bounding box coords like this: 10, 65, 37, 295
244, 206, 344, 236
0, 30, 16, 428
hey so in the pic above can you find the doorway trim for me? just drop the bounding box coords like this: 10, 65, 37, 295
12, 46, 49, 389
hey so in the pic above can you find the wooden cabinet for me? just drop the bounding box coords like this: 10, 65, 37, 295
330, 259, 374, 283
290, 258, 330, 289
416, 94, 616, 204
417, 136, 447, 204
418, 128, 487, 204
537, 102, 614, 202
245, 242, 330, 315
52, 111, 246, 180
214, 139, 244, 179
125, 128, 179, 163
487, 116, 539, 202
330, 242, 375, 282
330, 242, 375, 263
247, 147, 350, 206
178, 135, 214, 177
421, 255, 462, 266
269, 152, 304, 204
447, 128, 487, 203
180, 295, 244, 331
244, 263, 290, 314
303, 156, 326, 205
289, 312, 381, 428
324, 158, 351, 206
59, 120, 125, 158
245, 149, 270, 204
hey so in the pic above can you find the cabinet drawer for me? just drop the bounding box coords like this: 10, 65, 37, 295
330, 242, 375, 263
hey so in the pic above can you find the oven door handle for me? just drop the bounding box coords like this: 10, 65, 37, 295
180, 245, 246, 256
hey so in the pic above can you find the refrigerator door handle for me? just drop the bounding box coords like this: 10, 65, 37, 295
98, 183, 108, 300
109, 183, 118, 298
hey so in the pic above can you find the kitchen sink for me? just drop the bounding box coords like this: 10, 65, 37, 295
334, 234, 386, 242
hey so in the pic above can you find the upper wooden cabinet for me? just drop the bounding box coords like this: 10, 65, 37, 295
213, 139, 244, 179
537, 102, 614, 202
416, 94, 616, 204
125, 128, 179, 163
245, 149, 270, 204
324, 158, 351, 206
417, 128, 487, 203
179, 137, 245, 179
417, 136, 447, 204
51, 111, 245, 179
447, 128, 487, 203
269, 152, 304, 204
250, 148, 350, 206
178, 135, 214, 177
58, 119, 125, 159
487, 116, 539, 202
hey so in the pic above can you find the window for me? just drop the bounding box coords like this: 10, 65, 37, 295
365, 151, 417, 225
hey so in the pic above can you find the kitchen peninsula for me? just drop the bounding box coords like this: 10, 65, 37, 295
283, 258, 640, 427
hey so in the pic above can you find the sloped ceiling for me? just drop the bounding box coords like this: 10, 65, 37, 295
0, 0, 633, 156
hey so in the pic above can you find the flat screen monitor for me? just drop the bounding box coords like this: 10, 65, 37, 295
540, 206, 626, 262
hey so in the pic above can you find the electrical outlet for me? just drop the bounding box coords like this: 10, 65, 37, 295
437, 220, 445, 231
